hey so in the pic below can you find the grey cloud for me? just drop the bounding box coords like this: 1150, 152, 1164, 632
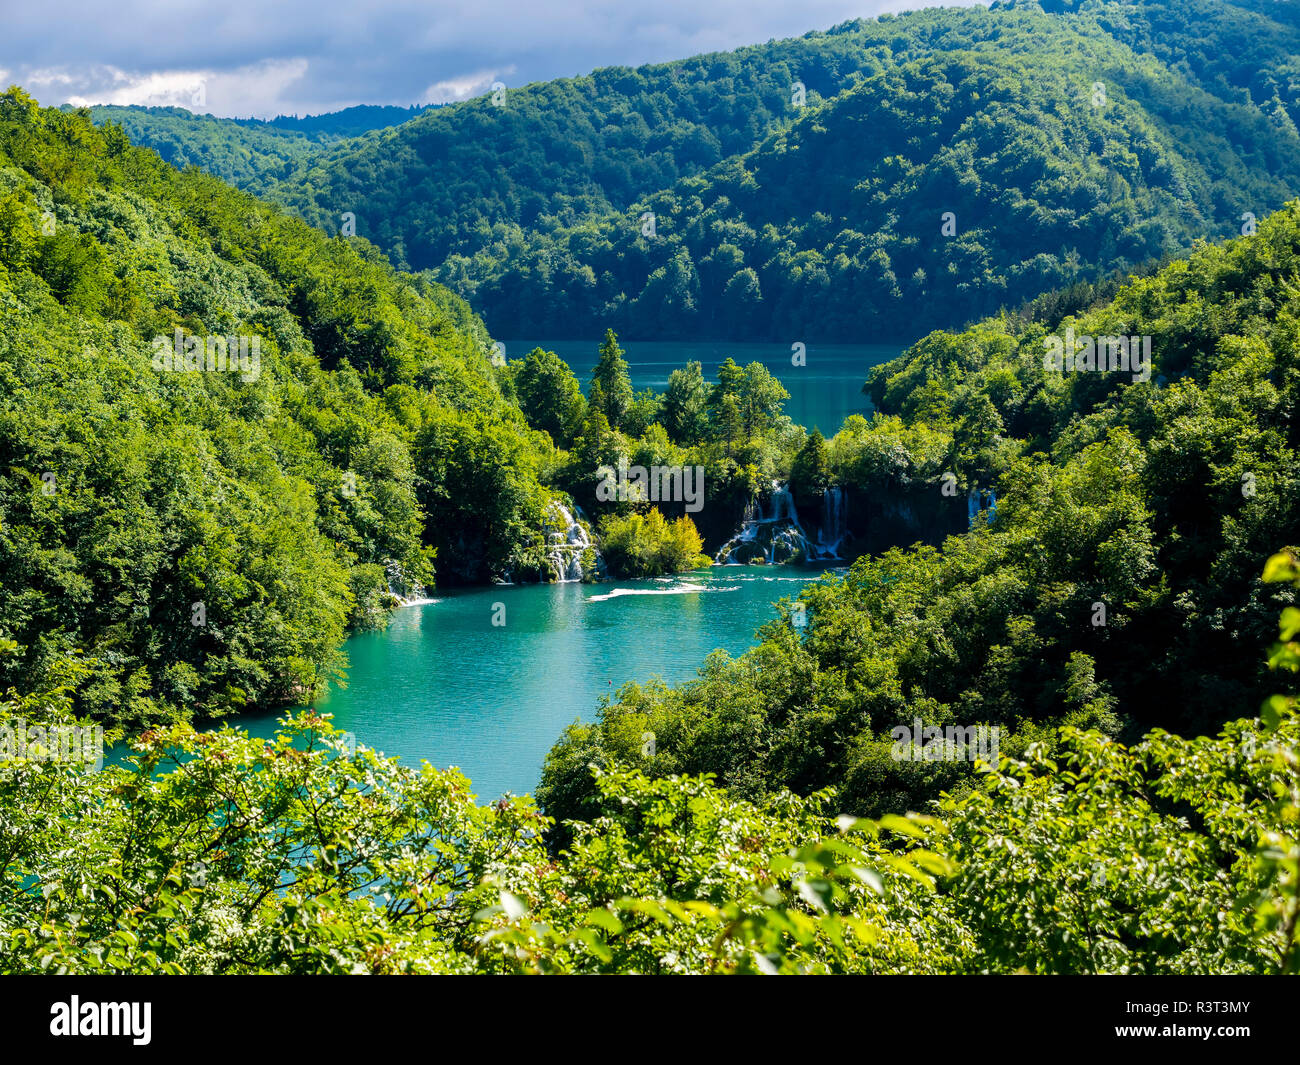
2, 0, 984, 117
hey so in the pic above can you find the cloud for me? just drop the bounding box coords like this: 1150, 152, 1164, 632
422, 66, 517, 105
2, 0, 985, 118
59, 59, 311, 116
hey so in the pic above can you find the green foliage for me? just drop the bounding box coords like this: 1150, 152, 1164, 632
735, 361, 788, 436
82, 104, 435, 195
599, 509, 711, 578
511, 347, 587, 447
2, 670, 1292, 973
589, 328, 634, 431
1257, 548, 1300, 969
943, 714, 1298, 974
413, 408, 552, 581
789, 428, 831, 499
662, 360, 709, 445
0, 91, 553, 726
193, 1, 1300, 341
542, 198, 1300, 824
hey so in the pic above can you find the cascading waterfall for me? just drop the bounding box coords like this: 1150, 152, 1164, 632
715, 482, 849, 564
814, 486, 848, 560
383, 560, 429, 604
716, 483, 789, 564
543, 501, 595, 582
770, 484, 799, 524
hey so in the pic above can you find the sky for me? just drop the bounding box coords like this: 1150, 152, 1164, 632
0, 0, 983, 119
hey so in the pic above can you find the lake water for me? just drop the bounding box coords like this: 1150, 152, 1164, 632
505, 339, 900, 435
114, 340, 881, 801
226, 566, 840, 801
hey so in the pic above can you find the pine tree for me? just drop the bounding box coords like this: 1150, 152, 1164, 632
590, 328, 633, 431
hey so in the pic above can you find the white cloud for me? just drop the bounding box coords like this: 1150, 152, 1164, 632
65, 70, 214, 110
421, 66, 517, 104
24, 67, 83, 88
58, 59, 310, 118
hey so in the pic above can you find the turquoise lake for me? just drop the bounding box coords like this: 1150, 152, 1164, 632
230, 566, 840, 801
121, 341, 893, 801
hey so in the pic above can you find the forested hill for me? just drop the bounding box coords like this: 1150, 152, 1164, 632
80, 104, 436, 194
75, 3, 1300, 342
249, 0, 1300, 341
539, 196, 1300, 828
0, 90, 558, 728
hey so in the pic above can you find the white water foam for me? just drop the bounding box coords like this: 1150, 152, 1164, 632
586, 583, 712, 602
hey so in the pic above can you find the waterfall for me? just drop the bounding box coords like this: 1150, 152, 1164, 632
715, 480, 857, 565
543, 501, 595, 583
770, 484, 801, 525
383, 560, 430, 604
811, 486, 848, 560
716, 481, 849, 565
967, 488, 997, 530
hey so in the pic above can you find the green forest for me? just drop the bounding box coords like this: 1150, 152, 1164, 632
541, 201, 1300, 828
0, 90, 809, 730
0, 90, 564, 728
1, 0, 1298, 979
83, 103, 437, 194
91, 0, 1300, 340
